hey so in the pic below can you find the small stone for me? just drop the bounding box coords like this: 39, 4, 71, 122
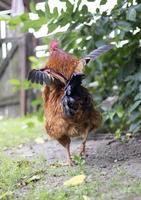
100, 164, 107, 168
101, 171, 107, 176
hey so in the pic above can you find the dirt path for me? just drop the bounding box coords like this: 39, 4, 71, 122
5, 135, 141, 174
3, 134, 141, 200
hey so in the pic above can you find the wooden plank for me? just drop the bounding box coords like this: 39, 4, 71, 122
25, 33, 37, 114
19, 33, 37, 115
0, 94, 19, 107
0, 43, 18, 79
0, 1, 9, 10
19, 35, 26, 116
0, 0, 44, 11
3, 0, 11, 6
0, 37, 20, 45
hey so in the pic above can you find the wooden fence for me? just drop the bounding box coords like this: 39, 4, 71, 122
0, 33, 36, 117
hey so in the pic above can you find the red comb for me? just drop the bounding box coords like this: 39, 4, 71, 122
50, 40, 59, 50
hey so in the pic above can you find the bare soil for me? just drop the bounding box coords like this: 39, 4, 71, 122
4, 134, 141, 200
5, 134, 141, 166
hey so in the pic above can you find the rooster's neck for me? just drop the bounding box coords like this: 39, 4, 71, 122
47, 49, 79, 80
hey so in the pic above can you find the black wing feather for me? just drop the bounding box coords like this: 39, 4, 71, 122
28, 69, 66, 86
43, 73, 51, 85
28, 69, 36, 83
28, 70, 47, 85
39, 71, 44, 85
35, 71, 41, 84
62, 73, 87, 117
31, 70, 37, 83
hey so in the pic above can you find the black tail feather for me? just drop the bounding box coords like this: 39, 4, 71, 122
84, 44, 114, 64
62, 73, 84, 117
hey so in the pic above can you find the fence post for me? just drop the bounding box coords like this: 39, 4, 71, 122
19, 33, 36, 116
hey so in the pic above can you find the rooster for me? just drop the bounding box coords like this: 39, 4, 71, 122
28, 40, 113, 165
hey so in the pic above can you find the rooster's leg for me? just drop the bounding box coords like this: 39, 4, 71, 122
79, 131, 89, 157
57, 135, 74, 166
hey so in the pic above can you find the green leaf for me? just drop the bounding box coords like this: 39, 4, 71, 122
28, 56, 41, 68
115, 129, 121, 140
129, 112, 140, 123
66, 0, 73, 10
29, 0, 36, 14
129, 121, 141, 133
100, 0, 107, 5
9, 16, 21, 26
96, 8, 100, 13
72, 155, 85, 166
64, 174, 86, 186
45, 1, 52, 20
53, 7, 59, 19
135, 4, 141, 12
82, 5, 88, 14
129, 100, 141, 113
20, 13, 29, 21
126, 7, 136, 22
77, 0, 82, 8
48, 22, 57, 33
118, 21, 132, 32
22, 80, 31, 90
32, 98, 42, 106
134, 93, 141, 101
9, 79, 21, 86
29, 56, 39, 63
26, 121, 35, 128
116, 106, 123, 118
0, 14, 10, 21
37, 10, 45, 18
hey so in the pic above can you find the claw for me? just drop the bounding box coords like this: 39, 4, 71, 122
68, 159, 75, 166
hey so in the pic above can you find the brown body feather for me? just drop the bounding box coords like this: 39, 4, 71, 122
43, 85, 101, 139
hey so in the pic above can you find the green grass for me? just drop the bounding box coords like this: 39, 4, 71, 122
0, 153, 101, 200
0, 116, 45, 148
0, 117, 141, 200
0, 154, 47, 200
0, 153, 141, 200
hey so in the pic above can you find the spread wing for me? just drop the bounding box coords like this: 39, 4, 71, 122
82, 44, 114, 65
28, 68, 67, 85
